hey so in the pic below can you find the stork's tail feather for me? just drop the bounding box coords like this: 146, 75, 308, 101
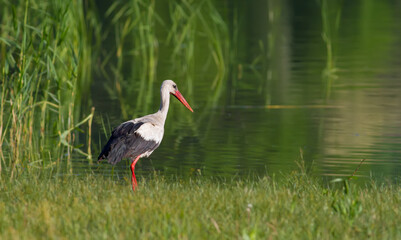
97, 145, 110, 162
97, 137, 113, 163
97, 154, 106, 162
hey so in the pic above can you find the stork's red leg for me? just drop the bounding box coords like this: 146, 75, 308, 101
130, 156, 141, 191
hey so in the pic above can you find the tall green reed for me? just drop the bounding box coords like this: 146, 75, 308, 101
0, 0, 97, 178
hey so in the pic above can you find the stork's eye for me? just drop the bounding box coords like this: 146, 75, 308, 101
173, 84, 177, 89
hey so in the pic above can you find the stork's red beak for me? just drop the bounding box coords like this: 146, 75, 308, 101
173, 90, 193, 112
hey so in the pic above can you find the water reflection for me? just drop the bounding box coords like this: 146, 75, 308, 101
86, 0, 401, 180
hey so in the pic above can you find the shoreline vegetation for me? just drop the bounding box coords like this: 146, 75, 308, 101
1, 171, 401, 239
0, 0, 97, 178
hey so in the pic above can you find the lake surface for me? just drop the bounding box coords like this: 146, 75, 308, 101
83, 0, 401, 181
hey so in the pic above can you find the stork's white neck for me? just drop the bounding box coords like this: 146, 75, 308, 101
157, 86, 171, 125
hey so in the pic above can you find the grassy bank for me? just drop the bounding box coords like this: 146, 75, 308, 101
1, 172, 400, 239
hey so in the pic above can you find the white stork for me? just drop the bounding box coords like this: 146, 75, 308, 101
98, 80, 193, 191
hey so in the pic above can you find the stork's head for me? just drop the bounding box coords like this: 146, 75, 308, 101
162, 80, 193, 112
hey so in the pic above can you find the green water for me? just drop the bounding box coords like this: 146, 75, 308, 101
2, 0, 401, 180
87, 0, 401, 180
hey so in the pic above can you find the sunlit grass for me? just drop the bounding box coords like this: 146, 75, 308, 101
1, 171, 400, 239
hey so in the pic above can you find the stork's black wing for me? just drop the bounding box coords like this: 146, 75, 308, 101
97, 121, 146, 164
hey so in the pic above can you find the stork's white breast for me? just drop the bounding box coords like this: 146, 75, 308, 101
135, 122, 164, 143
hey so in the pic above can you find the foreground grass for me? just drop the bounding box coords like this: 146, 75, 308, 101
1, 172, 401, 239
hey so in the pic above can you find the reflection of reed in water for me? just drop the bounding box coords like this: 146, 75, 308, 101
103, 0, 228, 117
320, 0, 342, 99
104, 0, 158, 119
